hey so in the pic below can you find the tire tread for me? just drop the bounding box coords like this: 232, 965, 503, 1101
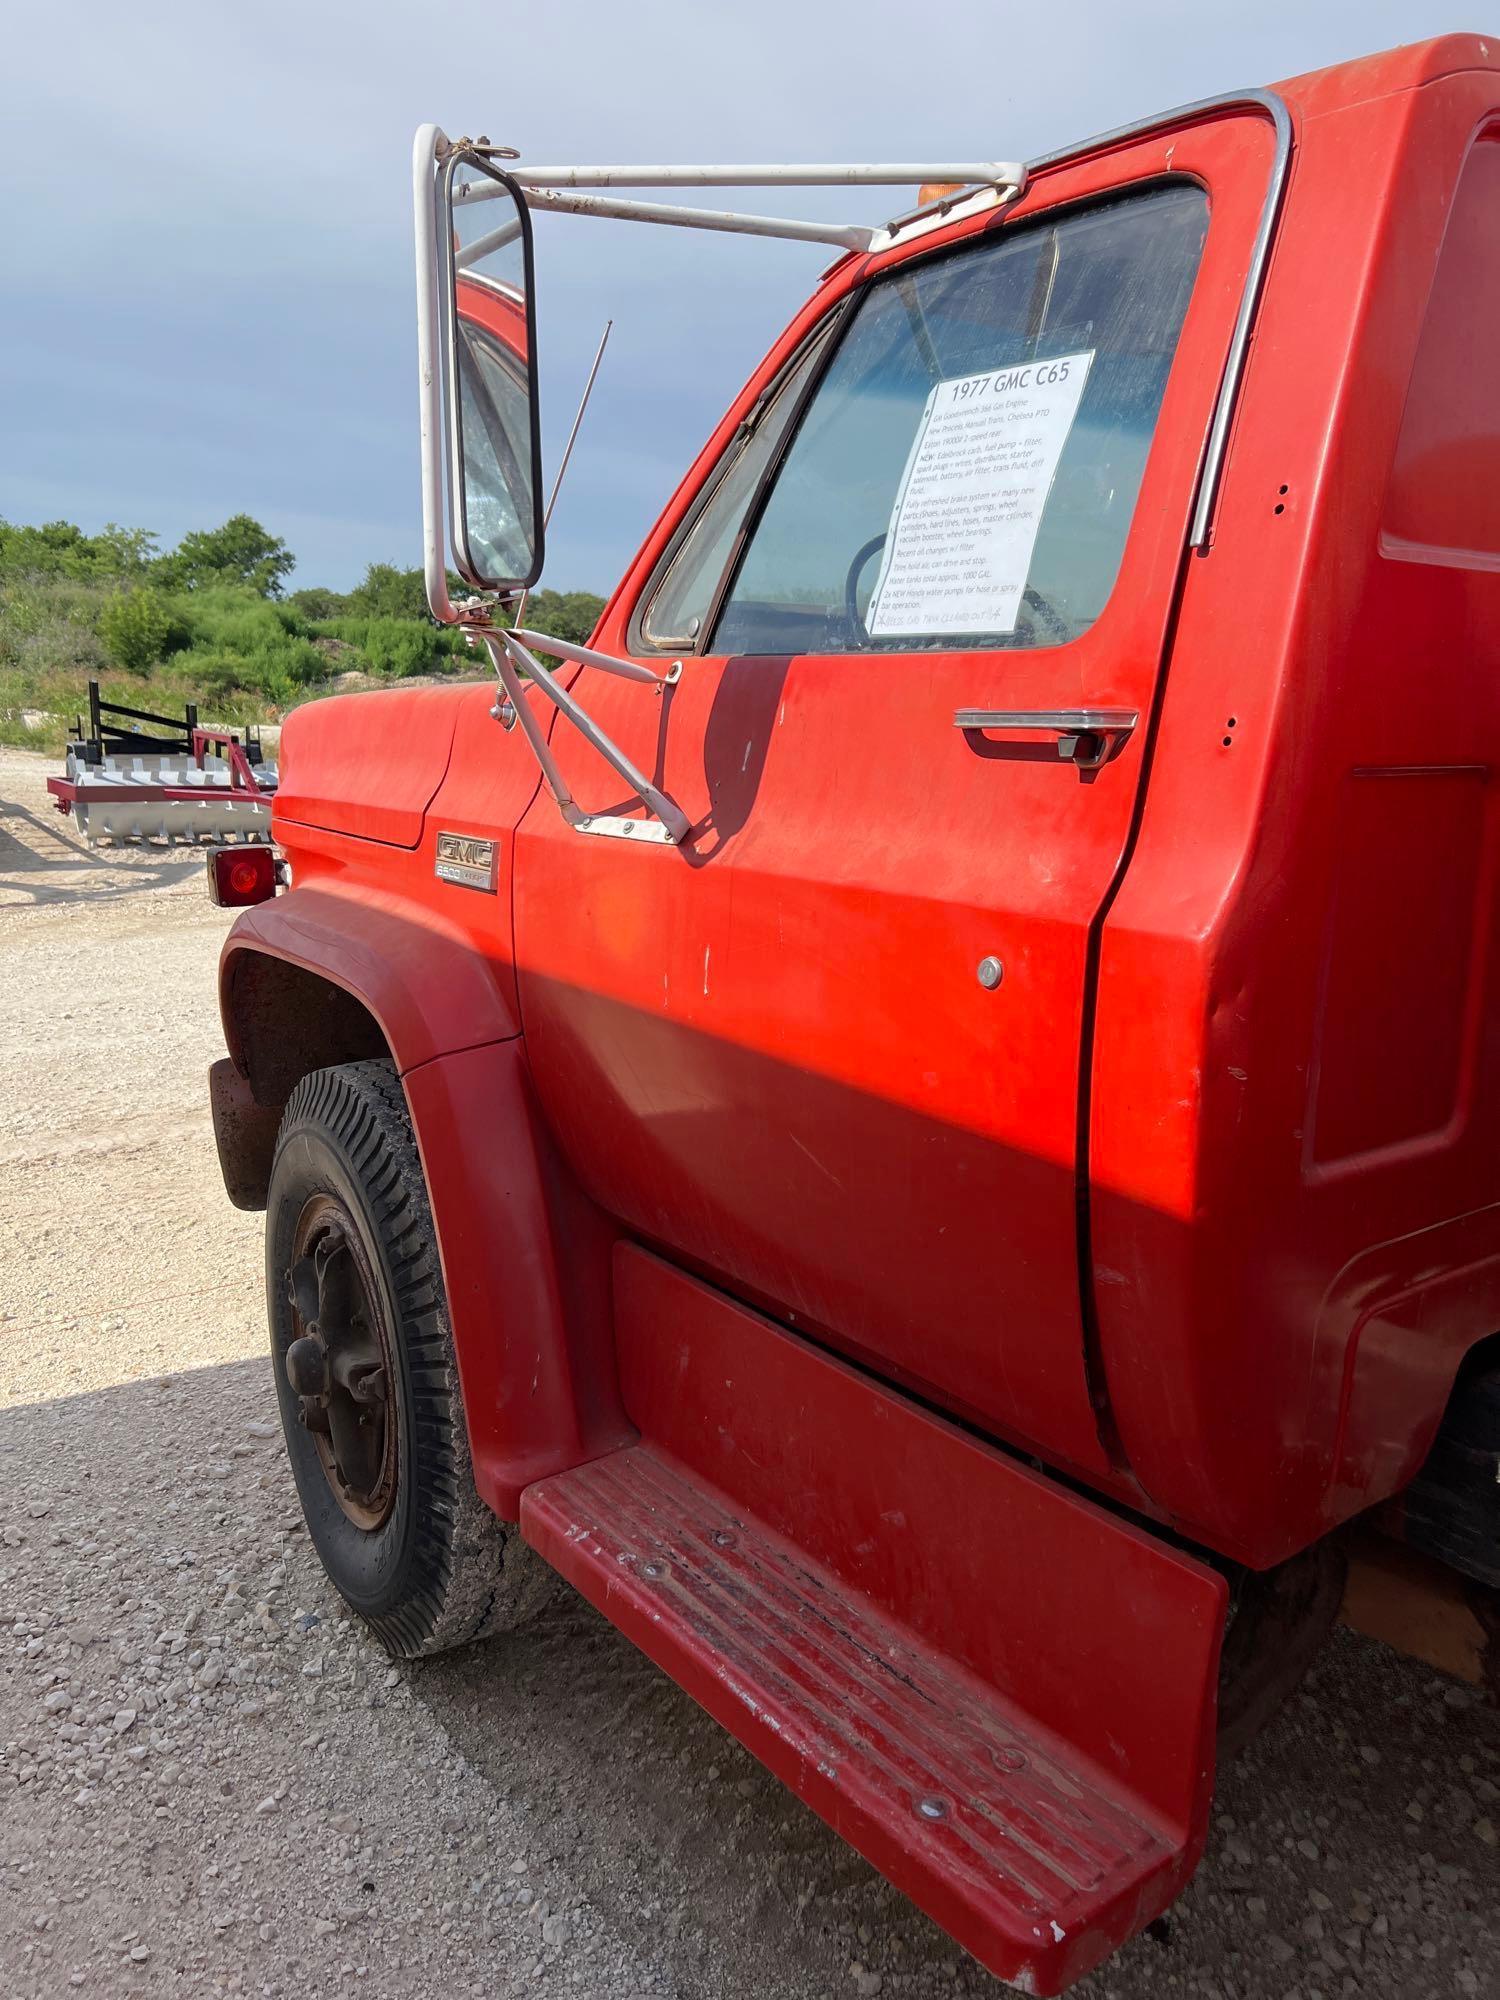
273, 1058, 552, 1658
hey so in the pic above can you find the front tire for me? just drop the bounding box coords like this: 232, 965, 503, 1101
265, 1058, 551, 1656
1217, 1537, 1348, 1757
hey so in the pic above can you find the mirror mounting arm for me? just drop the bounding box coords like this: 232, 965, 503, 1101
490, 630, 691, 844
510, 627, 681, 689
473, 629, 585, 823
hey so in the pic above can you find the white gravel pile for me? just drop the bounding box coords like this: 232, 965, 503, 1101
1, 747, 1496, 1998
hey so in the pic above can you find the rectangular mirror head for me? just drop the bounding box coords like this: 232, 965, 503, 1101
442, 152, 545, 591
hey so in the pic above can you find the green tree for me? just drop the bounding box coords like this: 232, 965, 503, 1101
99, 588, 173, 676
286, 584, 346, 620
342, 562, 431, 621
12, 520, 90, 572
160, 514, 295, 597
91, 523, 160, 574
0, 517, 160, 579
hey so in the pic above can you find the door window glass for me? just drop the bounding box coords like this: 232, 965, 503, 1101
712, 183, 1208, 655
636, 320, 836, 650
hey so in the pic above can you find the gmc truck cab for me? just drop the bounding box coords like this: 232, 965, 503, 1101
209, 37, 1500, 1990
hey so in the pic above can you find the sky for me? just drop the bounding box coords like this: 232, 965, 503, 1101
0, 0, 1477, 594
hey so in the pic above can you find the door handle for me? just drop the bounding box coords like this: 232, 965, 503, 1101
954, 708, 1138, 770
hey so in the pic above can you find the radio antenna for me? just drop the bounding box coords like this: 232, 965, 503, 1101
511, 318, 612, 631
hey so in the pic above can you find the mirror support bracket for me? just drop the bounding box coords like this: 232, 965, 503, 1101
482, 629, 692, 845
475, 627, 581, 816
510, 627, 681, 689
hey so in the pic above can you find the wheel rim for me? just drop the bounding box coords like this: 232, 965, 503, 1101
284, 1193, 399, 1531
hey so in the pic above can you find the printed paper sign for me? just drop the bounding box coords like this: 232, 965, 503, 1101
866, 351, 1094, 639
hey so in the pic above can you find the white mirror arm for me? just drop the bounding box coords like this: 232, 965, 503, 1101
495, 631, 692, 844
520, 187, 875, 253
413, 122, 455, 624
510, 628, 680, 688
474, 632, 583, 824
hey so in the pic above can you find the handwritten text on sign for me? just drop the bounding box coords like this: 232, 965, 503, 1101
866, 352, 1094, 639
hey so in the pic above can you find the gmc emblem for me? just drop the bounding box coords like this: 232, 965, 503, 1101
434, 831, 498, 893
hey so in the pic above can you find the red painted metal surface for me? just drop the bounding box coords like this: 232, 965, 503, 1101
1089, 38, 1500, 1564
403, 1043, 629, 1515
222, 681, 546, 1068
513, 112, 1277, 1492
222, 881, 521, 1071
47, 773, 271, 811
220, 684, 624, 1516
522, 1246, 1224, 1992
192, 727, 266, 796
274, 682, 465, 848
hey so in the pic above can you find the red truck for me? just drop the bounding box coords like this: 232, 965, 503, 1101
208, 36, 1500, 1991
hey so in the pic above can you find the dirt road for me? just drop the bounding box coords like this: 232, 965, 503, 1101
1, 746, 1496, 1999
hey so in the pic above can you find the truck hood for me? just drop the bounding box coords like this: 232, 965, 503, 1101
273, 684, 471, 848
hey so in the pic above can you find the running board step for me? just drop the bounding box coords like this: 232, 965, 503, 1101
520, 1247, 1227, 1994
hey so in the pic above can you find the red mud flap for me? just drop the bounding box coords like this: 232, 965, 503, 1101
520, 1248, 1226, 1994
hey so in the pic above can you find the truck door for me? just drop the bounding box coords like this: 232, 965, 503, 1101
513, 116, 1277, 1479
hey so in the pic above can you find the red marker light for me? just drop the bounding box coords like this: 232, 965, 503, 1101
206, 844, 279, 908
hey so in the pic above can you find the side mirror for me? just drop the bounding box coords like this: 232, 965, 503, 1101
440, 152, 544, 591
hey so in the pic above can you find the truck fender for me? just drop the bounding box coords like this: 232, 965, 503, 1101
217, 886, 630, 1516
219, 883, 520, 1090
401, 1038, 631, 1516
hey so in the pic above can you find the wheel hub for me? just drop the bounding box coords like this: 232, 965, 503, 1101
285, 1196, 399, 1530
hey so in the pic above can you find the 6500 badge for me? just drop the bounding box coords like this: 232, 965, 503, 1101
434, 832, 498, 892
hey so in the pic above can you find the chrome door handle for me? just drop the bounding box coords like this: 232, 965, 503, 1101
954, 708, 1138, 770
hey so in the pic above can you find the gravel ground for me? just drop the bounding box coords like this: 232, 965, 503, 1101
1, 744, 1497, 2000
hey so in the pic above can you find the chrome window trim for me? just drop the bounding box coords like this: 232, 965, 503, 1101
1027, 87, 1293, 550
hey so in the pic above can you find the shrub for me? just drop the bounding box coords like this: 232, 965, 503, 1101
316, 616, 466, 677
286, 585, 344, 621
520, 589, 606, 647
342, 563, 431, 622
99, 588, 173, 676
0, 511, 602, 740
2, 575, 111, 639
270, 599, 314, 636
19, 624, 110, 676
